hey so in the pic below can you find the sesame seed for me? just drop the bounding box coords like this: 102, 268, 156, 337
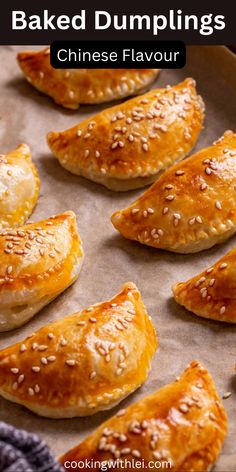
200, 182, 207, 190
48, 333, 54, 339
84, 149, 90, 158
66, 359, 76, 366
215, 201, 222, 210
28, 387, 34, 396
10, 368, 19, 374
147, 208, 154, 214
209, 278, 215, 287
69, 90, 75, 99
76, 130, 82, 137
143, 210, 148, 217
189, 217, 196, 225
77, 321, 86, 326
175, 170, 185, 176
132, 450, 141, 458
163, 207, 169, 215
12, 382, 18, 390
222, 392, 232, 399
219, 306, 226, 315
165, 195, 175, 201
41, 357, 48, 365
32, 343, 38, 350
165, 184, 173, 190
100, 168, 106, 174
179, 404, 189, 413
18, 374, 25, 384
89, 317, 97, 323
142, 143, 149, 152
116, 409, 126, 417
6, 265, 13, 275
196, 216, 202, 223
35, 384, 40, 393
205, 167, 212, 175
32, 366, 40, 373
89, 371, 97, 379
206, 267, 214, 274
131, 208, 139, 214
47, 356, 56, 362
219, 263, 227, 270
38, 345, 48, 352
20, 344, 26, 353
60, 339, 67, 346
95, 150, 100, 158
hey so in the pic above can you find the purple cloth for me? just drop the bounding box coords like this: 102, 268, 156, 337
0, 422, 63, 472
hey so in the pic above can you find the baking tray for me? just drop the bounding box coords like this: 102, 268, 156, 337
0, 45, 235, 471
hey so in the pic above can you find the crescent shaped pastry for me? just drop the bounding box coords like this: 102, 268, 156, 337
0, 211, 83, 332
60, 360, 227, 472
17, 48, 159, 109
0, 144, 40, 230
173, 246, 236, 323
0, 282, 157, 418
47, 78, 205, 191
112, 130, 236, 252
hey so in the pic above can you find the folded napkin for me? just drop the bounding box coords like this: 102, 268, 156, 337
0, 422, 63, 472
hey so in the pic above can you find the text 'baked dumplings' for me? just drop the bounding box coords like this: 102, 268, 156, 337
0, 144, 40, 230
112, 130, 236, 252
60, 360, 227, 471
0, 282, 157, 418
17, 48, 159, 109
0, 211, 84, 332
47, 78, 205, 191
173, 245, 236, 323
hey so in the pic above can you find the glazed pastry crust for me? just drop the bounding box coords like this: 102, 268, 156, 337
17, 48, 159, 109
60, 361, 227, 472
47, 78, 204, 191
0, 144, 40, 229
173, 245, 236, 323
112, 130, 236, 252
0, 211, 84, 331
0, 283, 157, 418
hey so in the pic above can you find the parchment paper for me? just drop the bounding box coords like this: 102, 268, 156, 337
0, 45, 235, 471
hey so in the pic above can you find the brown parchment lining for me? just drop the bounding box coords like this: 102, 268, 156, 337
0, 46, 235, 471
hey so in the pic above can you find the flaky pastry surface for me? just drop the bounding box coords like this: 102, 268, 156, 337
0, 282, 157, 417
0, 211, 84, 331
112, 131, 236, 252
47, 78, 204, 190
17, 48, 159, 109
0, 144, 40, 229
173, 245, 236, 323
60, 361, 227, 471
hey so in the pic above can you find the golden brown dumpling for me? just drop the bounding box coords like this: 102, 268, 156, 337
47, 78, 205, 191
0, 282, 157, 418
112, 131, 236, 252
60, 361, 227, 471
173, 245, 236, 323
0, 211, 83, 331
17, 48, 159, 109
0, 144, 39, 229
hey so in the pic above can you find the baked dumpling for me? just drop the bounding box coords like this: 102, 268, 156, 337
17, 48, 159, 109
112, 130, 236, 252
173, 246, 236, 323
47, 78, 205, 191
0, 144, 40, 229
0, 211, 83, 331
0, 282, 157, 418
60, 360, 227, 471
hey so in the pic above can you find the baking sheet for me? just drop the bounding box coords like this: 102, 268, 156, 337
0, 45, 236, 471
